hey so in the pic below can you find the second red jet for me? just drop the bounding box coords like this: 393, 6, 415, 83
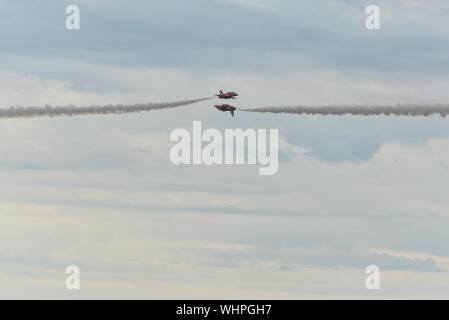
214, 104, 236, 117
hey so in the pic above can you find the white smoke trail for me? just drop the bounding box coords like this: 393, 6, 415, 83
0, 97, 212, 119
241, 104, 449, 117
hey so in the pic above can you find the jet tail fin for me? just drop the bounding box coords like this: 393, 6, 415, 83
230, 110, 235, 117
220, 90, 223, 95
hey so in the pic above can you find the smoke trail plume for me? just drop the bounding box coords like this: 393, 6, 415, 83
241, 104, 449, 117
0, 97, 212, 119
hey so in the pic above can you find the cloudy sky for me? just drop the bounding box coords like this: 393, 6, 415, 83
1, 0, 449, 299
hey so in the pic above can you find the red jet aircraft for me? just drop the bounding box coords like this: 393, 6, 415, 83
214, 104, 236, 117
216, 90, 238, 99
